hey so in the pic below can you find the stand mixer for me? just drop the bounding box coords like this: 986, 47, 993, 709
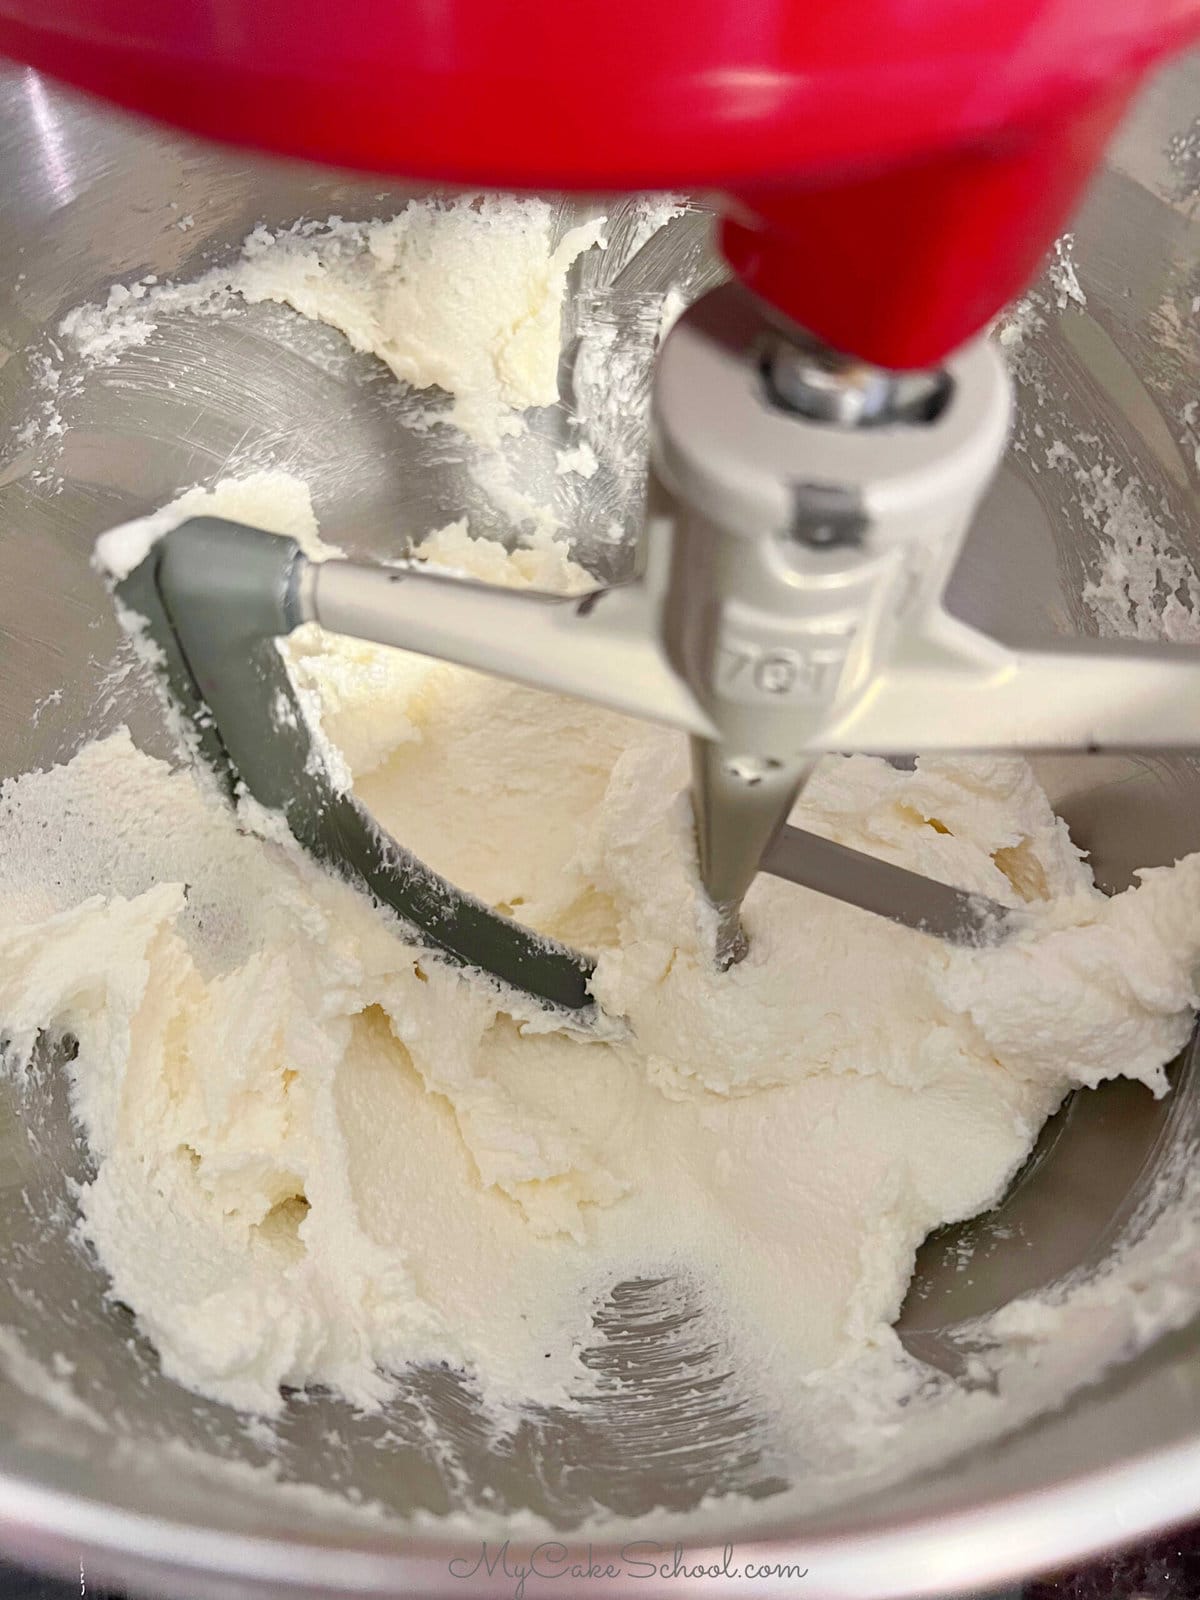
0, 12, 1200, 1600
9, 0, 1196, 992
9, 0, 1188, 996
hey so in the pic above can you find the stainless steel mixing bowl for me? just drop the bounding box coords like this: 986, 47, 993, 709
1, 59, 1200, 1599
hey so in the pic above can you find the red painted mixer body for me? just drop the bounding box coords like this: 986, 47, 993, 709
0, 0, 1195, 367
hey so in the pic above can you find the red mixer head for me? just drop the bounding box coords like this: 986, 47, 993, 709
0, 0, 1195, 367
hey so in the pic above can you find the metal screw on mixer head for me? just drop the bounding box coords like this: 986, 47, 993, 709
762, 331, 951, 430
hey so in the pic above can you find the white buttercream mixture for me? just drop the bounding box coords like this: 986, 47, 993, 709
2, 198, 1200, 1486
59, 198, 606, 452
